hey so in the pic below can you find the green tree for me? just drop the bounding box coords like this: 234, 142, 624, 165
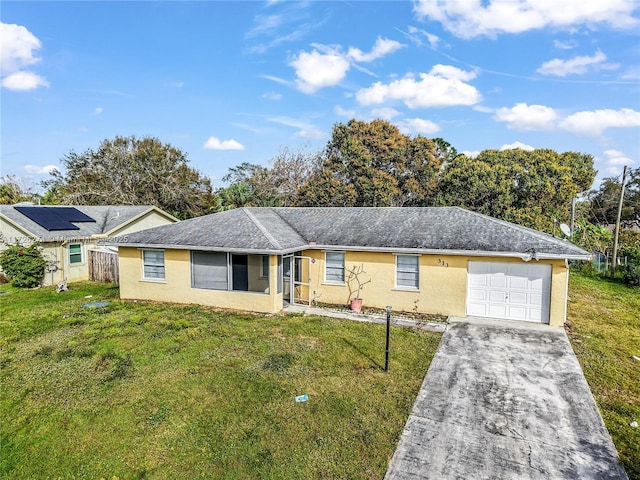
588, 168, 639, 229
215, 148, 321, 211
438, 148, 596, 232
0, 176, 41, 205
296, 119, 443, 207
0, 243, 47, 288
42, 136, 214, 219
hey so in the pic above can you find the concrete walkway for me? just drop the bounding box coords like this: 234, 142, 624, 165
283, 304, 446, 332
385, 316, 628, 480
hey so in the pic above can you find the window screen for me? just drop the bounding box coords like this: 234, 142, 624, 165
69, 243, 82, 264
396, 255, 419, 288
261, 255, 270, 277
191, 251, 228, 290
143, 250, 165, 280
325, 252, 345, 283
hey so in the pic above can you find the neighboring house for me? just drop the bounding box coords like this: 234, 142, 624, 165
105, 207, 590, 326
0, 204, 178, 285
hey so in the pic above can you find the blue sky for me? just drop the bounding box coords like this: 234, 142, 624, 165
2, 1, 639, 191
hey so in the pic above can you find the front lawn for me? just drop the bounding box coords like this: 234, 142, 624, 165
566, 273, 640, 479
0, 282, 441, 479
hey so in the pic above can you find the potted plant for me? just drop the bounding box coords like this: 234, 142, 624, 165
346, 264, 371, 313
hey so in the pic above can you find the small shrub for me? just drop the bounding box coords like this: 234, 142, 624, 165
0, 244, 47, 288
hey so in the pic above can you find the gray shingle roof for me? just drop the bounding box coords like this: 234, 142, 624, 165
0, 205, 162, 241
104, 207, 589, 259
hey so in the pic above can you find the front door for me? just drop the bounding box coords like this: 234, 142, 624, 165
282, 254, 311, 306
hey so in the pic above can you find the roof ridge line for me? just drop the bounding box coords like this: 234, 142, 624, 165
241, 208, 284, 250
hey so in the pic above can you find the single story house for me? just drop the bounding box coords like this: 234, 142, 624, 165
0, 204, 177, 285
104, 207, 590, 326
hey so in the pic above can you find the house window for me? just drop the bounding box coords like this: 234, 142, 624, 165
69, 243, 82, 264
191, 251, 228, 290
396, 255, 419, 289
261, 255, 270, 278
325, 252, 345, 283
142, 250, 165, 281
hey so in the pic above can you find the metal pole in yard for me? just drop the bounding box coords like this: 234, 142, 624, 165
385, 306, 391, 372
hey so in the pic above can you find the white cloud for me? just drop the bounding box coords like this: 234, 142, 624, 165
347, 37, 404, 63
413, 0, 639, 38
537, 50, 617, 77
268, 116, 324, 138
1, 71, 49, 91
494, 103, 559, 130
289, 37, 405, 94
601, 149, 636, 174
500, 141, 535, 151
553, 39, 578, 50
398, 118, 441, 135
355, 64, 481, 109
93, 107, 103, 115
494, 104, 640, 136
559, 108, 640, 135
0, 22, 48, 91
203, 137, 245, 150
462, 150, 480, 158
371, 107, 402, 120
334, 105, 357, 117
289, 47, 350, 94
262, 92, 282, 100
24, 164, 58, 174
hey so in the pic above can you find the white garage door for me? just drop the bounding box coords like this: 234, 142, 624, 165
467, 261, 552, 323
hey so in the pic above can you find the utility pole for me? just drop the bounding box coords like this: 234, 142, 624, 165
611, 166, 627, 277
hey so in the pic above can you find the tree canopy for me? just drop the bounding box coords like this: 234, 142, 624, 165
296, 119, 443, 207
588, 167, 639, 229
213, 148, 320, 211
438, 148, 596, 232
43, 136, 214, 219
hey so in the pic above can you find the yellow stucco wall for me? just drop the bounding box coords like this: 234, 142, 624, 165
1, 211, 176, 286
108, 211, 175, 237
302, 250, 568, 326
118, 246, 569, 326
118, 247, 282, 313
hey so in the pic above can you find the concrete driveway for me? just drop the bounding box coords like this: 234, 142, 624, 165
385, 317, 628, 480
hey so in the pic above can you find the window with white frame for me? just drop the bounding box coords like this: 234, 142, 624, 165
142, 250, 165, 281
68, 243, 82, 264
396, 255, 419, 289
325, 252, 345, 283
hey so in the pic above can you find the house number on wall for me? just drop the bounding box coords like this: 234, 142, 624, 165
438, 258, 449, 268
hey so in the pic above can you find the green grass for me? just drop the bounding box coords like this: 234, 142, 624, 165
566, 273, 640, 480
0, 282, 441, 479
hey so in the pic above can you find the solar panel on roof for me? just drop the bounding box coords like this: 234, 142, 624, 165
14, 206, 96, 231
51, 207, 96, 223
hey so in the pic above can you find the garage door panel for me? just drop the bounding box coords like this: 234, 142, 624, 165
488, 305, 507, 317
468, 289, 487, 301
489, 290, 507, 302
508, 276, 528, 289
508, 306, 527, 321
467, 261, 551, 324
509, 292, 528, 304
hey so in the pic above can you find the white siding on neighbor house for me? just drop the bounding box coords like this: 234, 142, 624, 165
466, 261, 552, 323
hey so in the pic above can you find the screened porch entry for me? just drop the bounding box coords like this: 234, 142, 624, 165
191, 251, 271, 294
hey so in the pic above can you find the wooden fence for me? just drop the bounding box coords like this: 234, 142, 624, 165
89, 250, 119, 283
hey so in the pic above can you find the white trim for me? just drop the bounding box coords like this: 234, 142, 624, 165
395, 254, 419, 289
141, 249, 165, 281
324, 251, 345, 284
68, 242, 84, 265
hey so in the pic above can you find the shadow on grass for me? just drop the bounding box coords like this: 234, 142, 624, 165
340, 337, 383, 370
